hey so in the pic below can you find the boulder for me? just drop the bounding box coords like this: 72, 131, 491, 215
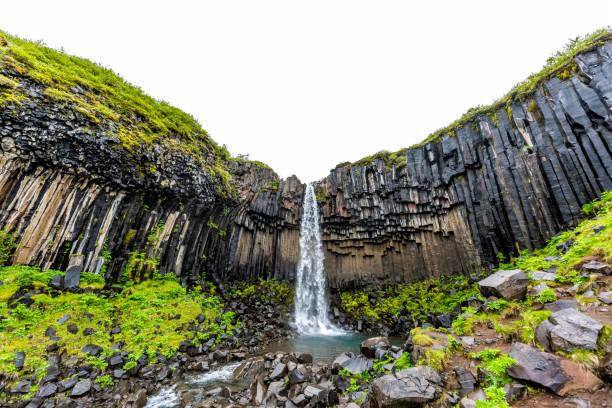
453, 366, 476, 397
477, 270, 529, 300
49, 275, 63, 289
70, 379, 92, 397
527, 271, 557, 282
548, 309, 603, 351
81, 344, 103, 356
507, 343, 602, 396
544, 300, 580, 313
296, 352, 313, 364
597, 291, 612, 305
10, 381, 31, 394
581, 260, 610, 275
64, 255, 84, 290
14, 351, 25, 370
371, 366, 441, 408
288, 368, 306, 384
360, 336, 390, 358
341, 355, 373, 375
36, 382, 58, 398
269, 362, 287, 380
535, 320, 555, 352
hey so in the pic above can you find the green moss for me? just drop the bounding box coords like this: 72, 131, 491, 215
0, 30, 240, 197
0, 229, 18, 266
340, 274, 483, 326
0, 265, 240, 386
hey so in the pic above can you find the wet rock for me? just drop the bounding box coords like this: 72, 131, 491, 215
582, 260, 610, 275
44, 326, 57, 337
11, 381, 31, 394
250, 377, 267, 405
14, 351, 25, 370
291, 394, 307, 407
37, 382, 58, 398
360, 336, 389, 358
371, 366, 441, 407
548, 308, 603, 351
477, 270, 529, 300
303, 385, 324, 399
507, 343, 602, 395
333, 375, 352, 393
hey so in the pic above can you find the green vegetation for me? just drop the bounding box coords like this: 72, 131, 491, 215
469, 348, 516, 408
340, 274, 482, 326
0, 265, 240, 386
537, 288, 557, 304
342, 29, 612, 169
230, 278, 294, 304
0, 30, 272, 196
0, 229, 18, 266
497, 191, 612, 281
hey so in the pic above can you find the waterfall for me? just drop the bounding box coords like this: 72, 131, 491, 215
294, 184, 342, 335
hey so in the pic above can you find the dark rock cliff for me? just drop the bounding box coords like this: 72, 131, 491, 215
0, 77, 305, 284
1, 38, 611, 289
315, 40, 612, 288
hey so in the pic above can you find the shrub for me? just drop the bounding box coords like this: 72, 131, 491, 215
0, 230, 18, 266
537, 288, 557, 304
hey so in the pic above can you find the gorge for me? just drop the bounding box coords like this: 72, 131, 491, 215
0, 28, 611, 408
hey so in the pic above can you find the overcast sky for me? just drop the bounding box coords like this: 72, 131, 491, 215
1, 1, 611, 182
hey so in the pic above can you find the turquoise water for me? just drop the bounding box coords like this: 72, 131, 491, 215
145, 333, 399, 407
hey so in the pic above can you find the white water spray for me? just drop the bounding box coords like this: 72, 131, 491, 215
294, 184, 342, 335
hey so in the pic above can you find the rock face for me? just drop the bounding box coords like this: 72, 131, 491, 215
477, 270, 529, 300
1, 39, 612, 287
507, 343, 603, 396
371, 366, 441, 407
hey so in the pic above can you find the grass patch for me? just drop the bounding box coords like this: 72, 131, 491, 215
0, 265, 240, 387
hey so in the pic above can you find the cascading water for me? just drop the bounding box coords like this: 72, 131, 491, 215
294, 184, 342, 335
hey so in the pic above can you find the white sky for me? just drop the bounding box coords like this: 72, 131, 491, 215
1, 1, 611, 182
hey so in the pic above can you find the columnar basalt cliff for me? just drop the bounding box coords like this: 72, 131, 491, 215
0, 77, 305, 285
1, 32, 612, 290
315, 39, 612, 288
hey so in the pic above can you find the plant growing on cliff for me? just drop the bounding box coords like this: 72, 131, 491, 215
0, 229, 18, 266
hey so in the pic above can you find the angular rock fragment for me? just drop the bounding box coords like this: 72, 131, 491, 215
360, 336, 389, 358
478, 270, 529, 300
548, 308, 603, 351
371, 366, 441, 407
507, 343, 602, 395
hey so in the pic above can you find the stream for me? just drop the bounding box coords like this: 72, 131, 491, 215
145, 333, 384, 408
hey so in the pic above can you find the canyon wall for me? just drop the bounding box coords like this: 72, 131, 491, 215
1, 40, 612, 289
0, 79, 304, 285
315, 40, 612, 288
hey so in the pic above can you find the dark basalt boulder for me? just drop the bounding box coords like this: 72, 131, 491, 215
477, 270, 529, 300
453, 366, 476, 397
581, 260, 611, 275
10, 380, 31, 394
70, 379, 92, 397
14, 351, 25, 370
36, 382, 58, 398
548, 309, 603, 351
507, 343, 602, 396
81, 344, 103, 356
360, 336, 390, 358
371, 366, 441, 408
